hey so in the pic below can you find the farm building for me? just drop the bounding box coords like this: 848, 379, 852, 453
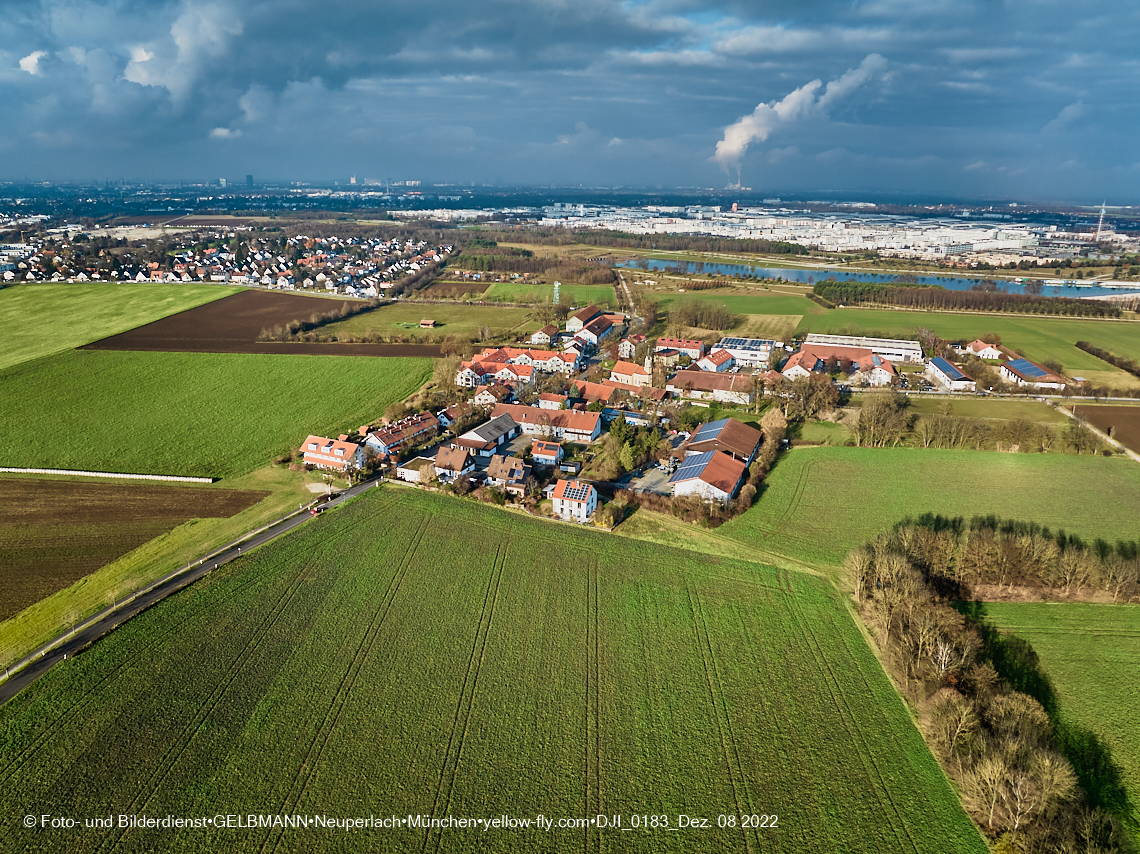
601, 379, 669, 401
301, 435, 364, 472
781, 345, 896, 387
696, 349, 735, 373
575, 315, 614, 347
926, 357, 977, 391
666, 370, 755, 406
490, 403, 602, 443
667, 451, 746, 504
485, 454, 532, 497
655, 337, 705, 360
570, 379, 617, 405
804, 334, 923, 364
1001, 359, 1066, 390
565, 304, 602, 333
551, 479, 598, 522
531, 439, 564, 467
419, 319, 436, 328
713, 337, 777, 368
680, 418, 760, 464
454, 414, 520, 458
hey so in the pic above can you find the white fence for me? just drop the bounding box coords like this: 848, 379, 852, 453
0, 467, 214, 483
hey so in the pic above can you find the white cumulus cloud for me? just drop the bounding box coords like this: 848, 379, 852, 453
19, 51, 48, 75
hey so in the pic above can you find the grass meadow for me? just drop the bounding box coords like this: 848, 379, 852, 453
482, 281, 617, 307
983, 602, 1140, 829
321, 302, 537, 340
0, 350, 432, 478
0, 488, 984, 854
0, 282, 241, 370
720, 446, 1140, 568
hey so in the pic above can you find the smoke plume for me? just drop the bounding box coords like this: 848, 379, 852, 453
713, 54, 887, 176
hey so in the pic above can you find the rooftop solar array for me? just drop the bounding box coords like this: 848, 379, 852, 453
1007, 358, 1046, 378
669, 451, 715, 484
717, 337, 775, 351
930, 356, 967, 381
690, 418, 729, 445
559, 482, 593, 502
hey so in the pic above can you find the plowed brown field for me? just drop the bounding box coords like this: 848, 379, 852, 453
0, 478, 268, 620
1074, 404, 1140, 453
80, 290, 442, 357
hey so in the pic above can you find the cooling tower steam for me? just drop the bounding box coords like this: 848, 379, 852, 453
714, 54, 887, 177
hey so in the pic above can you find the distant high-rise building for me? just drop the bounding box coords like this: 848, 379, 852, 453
350, 175, 357, 185
219, 178, 227, 188
246, 174, 254, 188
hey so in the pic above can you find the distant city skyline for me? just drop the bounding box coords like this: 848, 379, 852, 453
3, 0, 1139, 203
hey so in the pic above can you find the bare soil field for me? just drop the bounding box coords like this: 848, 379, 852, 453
80, 290, 443, 357
0, 478, 268, 621
109, 215, 259, 226
423, 280, 492, 298
1074, 405, 1140, 453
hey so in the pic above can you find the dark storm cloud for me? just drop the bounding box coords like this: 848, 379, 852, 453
2, 0, 1139, 200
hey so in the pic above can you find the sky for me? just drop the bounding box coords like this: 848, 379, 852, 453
2, 0, 1139, 202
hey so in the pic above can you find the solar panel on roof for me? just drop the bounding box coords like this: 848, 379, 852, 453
931, 356, 966, 380
669, 451, 715, 484
1008, 358, 1046, 378
560, 483, 592, 502
691, 418, 728, 444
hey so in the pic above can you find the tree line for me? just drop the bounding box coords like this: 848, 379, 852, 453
668, 300, 736, 331
1076, 341, 1140, 381
812, 281, 1122, 318
848, 518, 1134, 851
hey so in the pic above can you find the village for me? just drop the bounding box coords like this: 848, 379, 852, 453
298, 302, 1073, 525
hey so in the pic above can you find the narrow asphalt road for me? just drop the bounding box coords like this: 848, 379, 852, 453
0, 478, 383, 706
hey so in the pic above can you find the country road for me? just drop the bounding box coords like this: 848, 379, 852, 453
0, 478, 383, 705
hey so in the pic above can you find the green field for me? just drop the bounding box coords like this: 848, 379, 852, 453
322, 302, 537, 340
0, 282, 241, 370
657, 290, 820, 317
0, 350, 431, 478
890, 397, 1069, 423
483, 281, 616, 308
797, 308, 1140, 376
0, 488, 982, 853
983, 602, 1140, 827
721, 446, 1140, 567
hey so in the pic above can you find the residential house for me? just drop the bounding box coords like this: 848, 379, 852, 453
601, 380, 669, 401
537, 393, 568, 410
473, 384, 513, 407
696, 348, 735, 373
530, 324, 558, 346
485, 454, 532, 497
618, 333, 646, 360
437, 402, 474, 430
609, 361, 651, 388
655, 337, 705, 360
781, 344, 896, 387
434, 446, 474, 482
490, 403, 602, 443
456, 346, 580, 388
667, 450, 746, 504
575, 315, 614, 347
569, 379, 617, 405
531, 439, 564, 467
967, 339, 1003, 360
396, 456, 436, 483
301, 435, 364, 472
552, 479, 598, 522
363, 412, 440, 457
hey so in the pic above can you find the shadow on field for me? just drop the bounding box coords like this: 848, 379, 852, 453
958, 600, 1137, 830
